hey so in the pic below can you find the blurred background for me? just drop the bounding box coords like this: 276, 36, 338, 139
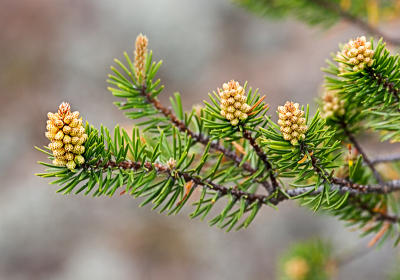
1, 0, 400, 279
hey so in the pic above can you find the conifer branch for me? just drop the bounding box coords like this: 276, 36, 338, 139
350, 196, 400, 224
85, 158, 270, 204
241, 127, 279, 193
305, 146, 330, 180
298, 142, 394, 195
275, 180, 400, 205
300, 143, 366, 191
36, 33, 400, 245
339, 120, 384, 184
84, 158, 400, 206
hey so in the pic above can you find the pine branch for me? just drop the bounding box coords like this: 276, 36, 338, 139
340, 120, 384, 184
299, 142, 371, 191
36, 117, 400, 232
84, 159, 400, 207
241, 127, 279, 193
298, 138, 399, 195
350, 196, 400, 224
38, 33, 400, 243
294, 141, 400, 211
323, 38, 400, 141
85, 158, 270, 204
304, 144, 330, 181
330, 176, 369, 192
281, 180, 400, 199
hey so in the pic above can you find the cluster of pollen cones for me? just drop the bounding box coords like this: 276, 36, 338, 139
45, 102, 87, 170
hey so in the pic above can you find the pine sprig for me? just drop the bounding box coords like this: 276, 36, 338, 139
202, 81, 277, 193
37, 122, 278, 229
36, 33, 400, 245
261, 108, 345, 211
108, 45, 277, 194
203, 83, 269, 141
324, 38, 400, 142
261, 109, 341, 180
333, 194, 400, 247
36, 120, 400, 231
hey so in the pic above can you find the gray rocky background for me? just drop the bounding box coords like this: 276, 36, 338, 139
1, 0, 400, 279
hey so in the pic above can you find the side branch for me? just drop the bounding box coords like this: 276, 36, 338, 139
270, 180, 400, 208
301, 142, 388, 193
282, 180, 400, 198
86, 160, 400, 206
350, 196, 400, 224
90, 159, 270, 204
242, 128, 279, 193
340, 120, 384, 184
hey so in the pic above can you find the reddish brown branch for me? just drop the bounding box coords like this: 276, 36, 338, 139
350, 196, 400, 224
86, 159, 400, 207
340, 120, 384, 184
90, 159, 270, 204
300, 142, 386, 194
242, 128, 279, 193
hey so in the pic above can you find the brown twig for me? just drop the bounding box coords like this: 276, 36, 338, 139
340, 120, 384, 184
88, 159, 270, 204
351, 196, 400, 224
88, 159, 400, 207
242, 127, 280, 194
297, 142, 393, 195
